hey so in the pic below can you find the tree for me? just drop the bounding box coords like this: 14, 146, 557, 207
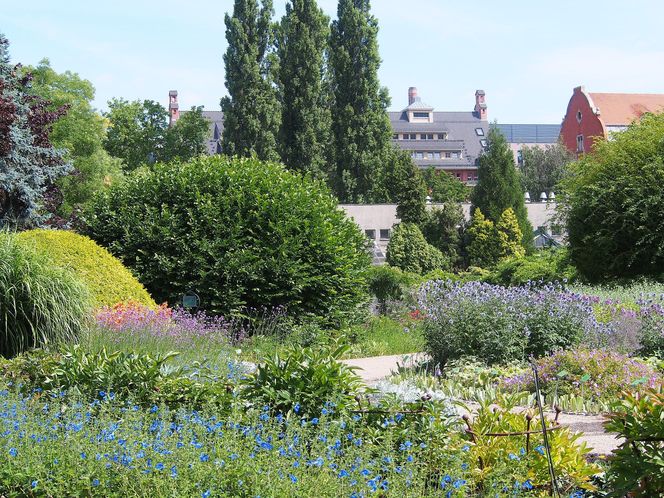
563, 112, 664, 281
0, 34, 71, 228
465, 208, 500, 268
19, 59, 123, 219
221, 0, 280, 162
277, 0, 330, 179
496, 208, 525, 260
471, 127, 532, 248
383, 148, 426, 224
420, 203, 464, 267
422, 167, 469, 203
329, 0, 393, 203
520, 143, 573, 199
104, 99, 209, 171
386, 222, 448, 274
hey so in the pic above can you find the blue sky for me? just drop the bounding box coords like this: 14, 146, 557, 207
4, 0, 664, 123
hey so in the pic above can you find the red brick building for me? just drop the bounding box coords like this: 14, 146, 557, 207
560, 86, 664, 156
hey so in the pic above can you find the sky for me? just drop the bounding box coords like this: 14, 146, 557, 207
3, 0, 664, 124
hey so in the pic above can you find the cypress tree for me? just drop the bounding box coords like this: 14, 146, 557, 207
221, 0, 280, 161
277, 0, 330, 179
0, 34, 70, 228
471, 127, 532, 248
329, 0, 393, 203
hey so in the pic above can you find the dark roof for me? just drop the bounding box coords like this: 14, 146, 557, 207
492, 123, 560, 144
395, 140, 465, 151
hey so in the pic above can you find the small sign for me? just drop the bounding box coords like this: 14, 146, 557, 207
182, 291, 200, 310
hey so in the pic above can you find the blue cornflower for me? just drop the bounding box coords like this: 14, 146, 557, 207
92, 479, 100, 487
31, 480, 38, 489
293, 403, 301, 414
311, 418, 319, 425
453, 479, 466, 488
155, 462, 165, 471
8, 448, 17, 457
321, 408, 329, 416
289, 473, 298, 484
150, 405, 159, 413
534, 445, 545, 455
508, 453, 519, 461
81, 452, 87, 460
338, 469, 349, 478
170, 466, 178, 478
200, 453, 210, 462
202, 491, 211, 498
522, 480, 533, 490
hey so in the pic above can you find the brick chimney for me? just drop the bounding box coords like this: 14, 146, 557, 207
169, 90, 180, 126
474, 90, 487, 120
408, 87, 418, 105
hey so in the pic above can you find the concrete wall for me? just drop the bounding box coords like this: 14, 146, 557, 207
340, 202, 560, 251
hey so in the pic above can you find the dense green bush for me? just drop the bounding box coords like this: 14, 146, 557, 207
0, 233, 89, 358
564, 112, 664, 281
17, 229, 155, 308
486, 248, 578, 286
419, 204, 463, 267
366, 265, 421, 314
84, 156, 370, 323
604, 386, 664, 496
386, 222, 448, 274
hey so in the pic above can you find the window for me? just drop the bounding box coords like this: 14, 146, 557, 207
392, 134, 399, 140
405, 133, 416, 140
433, 152, 441, 160
480, 139, 488, 147
416, 152, 424, 160
475, 128, 484, 136
365, 229, 376, 240
455, 173, 462, 179
438, 133, 447, 140
413, 112, 430, 119
451, 152, 460, 159
576, 135, 584, 152
576, 110, 582, 124
445, 152, 451, 158
379, 229, 391, 240
517, 150, 523, 165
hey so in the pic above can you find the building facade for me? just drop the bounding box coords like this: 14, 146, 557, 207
492, 123, 561, 166
560, 86, 664, 156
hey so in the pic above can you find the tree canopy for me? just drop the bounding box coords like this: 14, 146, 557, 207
519, 142, 573, 199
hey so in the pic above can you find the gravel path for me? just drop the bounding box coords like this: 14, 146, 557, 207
342, 353, 623, 455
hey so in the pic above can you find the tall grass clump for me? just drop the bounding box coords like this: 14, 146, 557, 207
0, 232, 90, 357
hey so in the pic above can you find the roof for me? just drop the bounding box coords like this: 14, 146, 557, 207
404, 97, 434, 111
588, 92, 664, 125
492, 123, 561, 144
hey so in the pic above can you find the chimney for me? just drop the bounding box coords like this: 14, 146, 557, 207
408, 87, 418, 105
169, 90, 180, 126
474, 90, 487, 120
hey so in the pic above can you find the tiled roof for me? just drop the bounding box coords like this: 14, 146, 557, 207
492, 124, 561, 144
588, 93, 664, 125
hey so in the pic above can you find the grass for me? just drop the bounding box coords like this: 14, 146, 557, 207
569, 280, 664, 305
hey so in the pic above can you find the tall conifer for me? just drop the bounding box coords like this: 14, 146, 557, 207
329, 0, 393, 203
471, 127, 532, 248
277, 0, 330, 179
221, 0, 280, 161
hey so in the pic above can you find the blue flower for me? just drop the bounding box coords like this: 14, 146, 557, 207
535, 445, 545, 455
508, 453, 519, 461
311, 418, 319, 425
155, 462, 165, 471
202, 491, 211, 498
92, 479, 100, 487
338, 469, 349, 478
289, 473, 298, 484
293, 403, 301, 414
453, 479, 466, 488
170, 466, 178, 478
8, 448, 17, 457
31, 480, 38, 489
150, 405, 159, 413
522, 480, 533, 490
200, 453, 210, 462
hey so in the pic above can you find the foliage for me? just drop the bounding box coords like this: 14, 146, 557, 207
344, 315, 425, 359
0, 34, 71, 228
0, 232, 89, 358
471, 127, 532, 249
496, 208, 525, 259
461, 395, 600, 495
19, 59, 124, 220
384, 149, 427, 224
422, 167, 469, 203
366, 265, 418, 314
84, 155, 370, 323
563, 112, 664, 281
17, 229, 155, 308
486, 248, 577, 287
419, 203, 464, 267
519, 143, 573, 199
242, 342, 365, 418
386, 223, 448, 275
103, 99, 209, 171
502, 349, 661, 405
221, 0, 280, 162
465, 208, 501, 268
277, 0, 330, 179
419, 281, 598, 367
604, 386, 664, 497
329, 0, 393, 203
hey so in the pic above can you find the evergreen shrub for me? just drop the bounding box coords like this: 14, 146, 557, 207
0, 233, 89, 357
17, 230, 155, 308
386, 223, 448, 274
84, 156, 371, 323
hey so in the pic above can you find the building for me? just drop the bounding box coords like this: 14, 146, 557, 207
168, 90, 224, 155
492, 123, 561, 166
560, 86, 664, 156
389, 88, 489, 184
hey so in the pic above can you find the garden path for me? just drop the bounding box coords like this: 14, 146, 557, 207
342, 353, 623, 455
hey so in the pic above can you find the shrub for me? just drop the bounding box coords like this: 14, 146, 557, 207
604, 386, 664, 496
242, 342, 365, 418
366, 265, 420, 314
0, 233, 89, 358
419, 281, 600, 367
419, 204, 463, 266
563, 112, 664, 281
17, 229, 155, 308
502, 349, 661, 404
84, 156, 370, 324
486, 248, 577, 287
386, 222, 448, 274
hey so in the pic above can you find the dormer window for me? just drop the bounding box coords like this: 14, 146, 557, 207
413, 112, 430, 119
475, 128, 485, 136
